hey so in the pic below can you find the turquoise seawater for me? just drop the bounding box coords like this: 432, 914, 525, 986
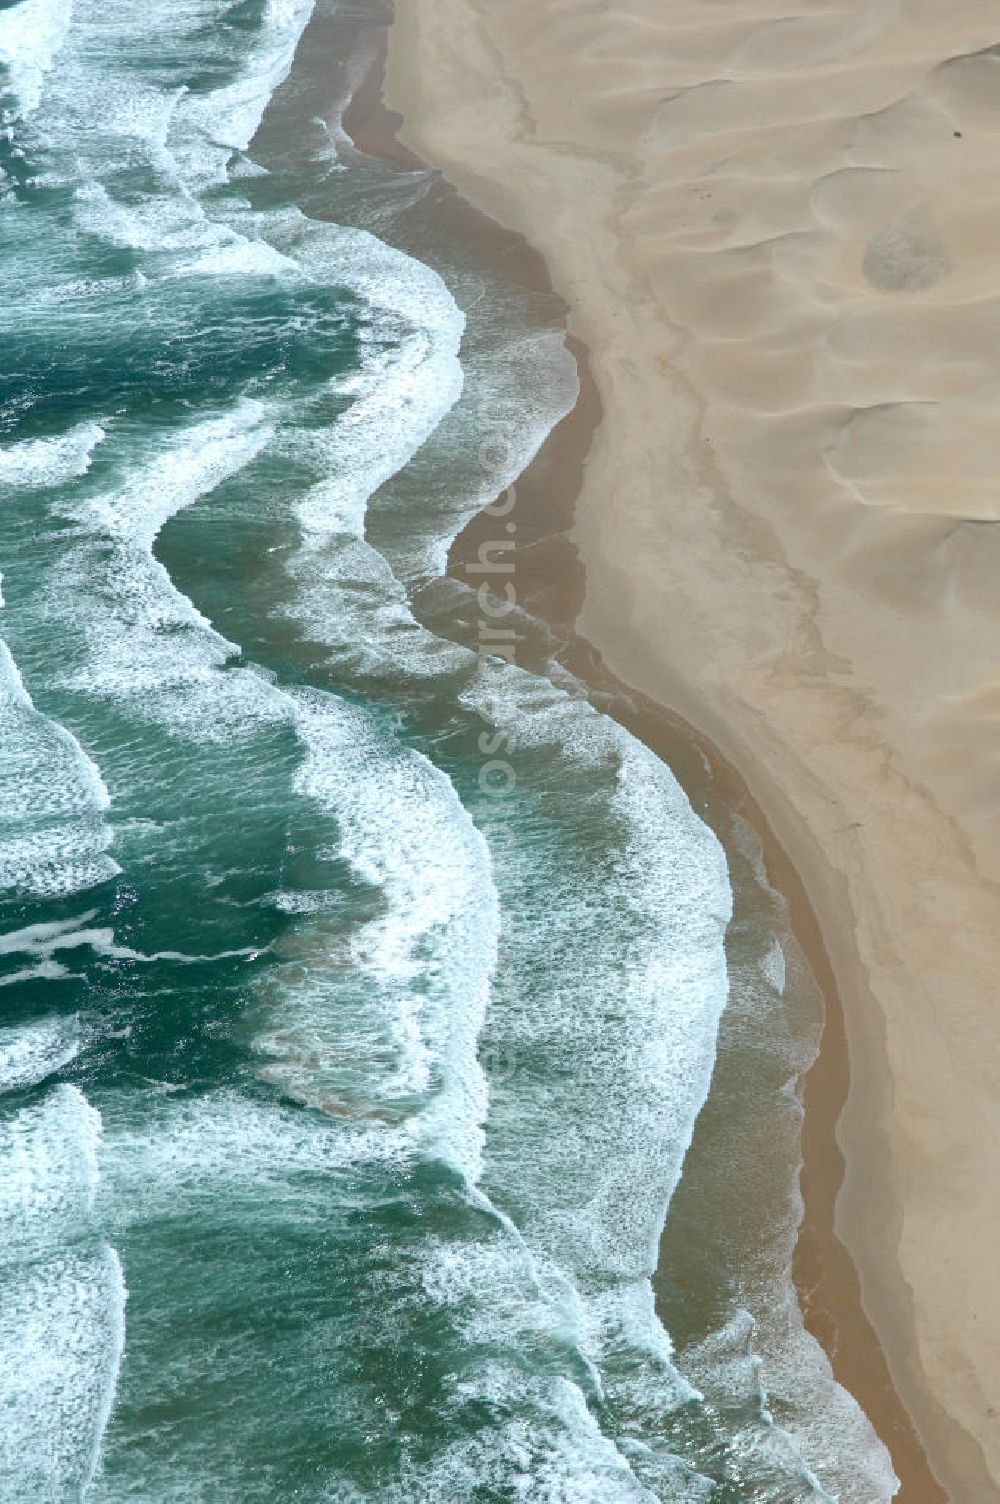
0, 2, 899, 1500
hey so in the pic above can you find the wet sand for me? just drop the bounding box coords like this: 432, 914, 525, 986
379, 1, 1000, 1500
337, 5, 944, 1499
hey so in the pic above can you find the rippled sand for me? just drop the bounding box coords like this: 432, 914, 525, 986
386, 2, 1000, 1498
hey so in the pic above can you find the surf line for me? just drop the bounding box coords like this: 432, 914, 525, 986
463, 396, 526, 1090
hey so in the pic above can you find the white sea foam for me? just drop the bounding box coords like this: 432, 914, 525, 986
262, 688, 500, 1183
465, 657, 732, 1271
52, 406, 289, 740
0, 912, 108, 957
413, 1210, 699, 1486
459, 656, 733, 1474
81, 403, 272, 551
26, 0, 314, 192
762, 935, 787, 994
0, 960, 72, 988
72, 179, 231, 256
35, 403, 497, 1188
0, 3, 851, 1494
0, 1246, 126, 1499
30, 272, 145, 306
174, 0, 316, 168
15, 230, 471, 1136
0, 1016, 81, 1093
283, 534, 469, 682
0, 912, 258, 971
0, 637, 119, 897
14, 0, 472, 729
376, 327, 580, 586
206, 206, 475, 680
97, 1088, 406, 1230
274, 210, 467, 356
387, 1369, 708, 1504
0, 641, 110, 814
0, 1083, 101, 1258
681, 1304, 898, 1503
0, 0, 74, 117
173, 235, 296, 281
40, 394, 498, 1189
56, 542, 287, 740
675, 890, 898, 1498
243, 208, 467, 540
417, 1229, 580, 1361
0, 419, 105, 491
0, 827, 118, 900
761, 1295, 900, 1504
0, 1083, 125, 1493
93, 1090, 691, 1502
220, 187, 741, 1496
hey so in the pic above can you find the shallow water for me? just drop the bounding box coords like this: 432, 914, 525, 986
0, 1, 897, 1498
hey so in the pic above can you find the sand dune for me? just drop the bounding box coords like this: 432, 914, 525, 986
385, 2, 1000, 1498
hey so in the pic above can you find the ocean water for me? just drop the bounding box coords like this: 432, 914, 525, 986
0, 1, 898, 1500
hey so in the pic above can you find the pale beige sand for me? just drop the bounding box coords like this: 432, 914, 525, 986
385, 2, 1000, 1498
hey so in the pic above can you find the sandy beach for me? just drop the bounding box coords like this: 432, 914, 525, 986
383, 2, 1000, 1498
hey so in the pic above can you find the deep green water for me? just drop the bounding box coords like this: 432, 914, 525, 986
0, 2, 898, 1499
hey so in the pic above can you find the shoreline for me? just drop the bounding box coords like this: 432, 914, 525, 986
373, 2, 1000, 1499
341, 6, 951, 1499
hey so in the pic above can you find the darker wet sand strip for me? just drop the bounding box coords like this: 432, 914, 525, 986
380, 2, 1000, 1497
331, 7, 949, 1498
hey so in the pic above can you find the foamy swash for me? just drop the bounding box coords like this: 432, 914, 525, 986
0, 640, 118, 899
0, 1069, 125, 1498
0, 0, 896, 1497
